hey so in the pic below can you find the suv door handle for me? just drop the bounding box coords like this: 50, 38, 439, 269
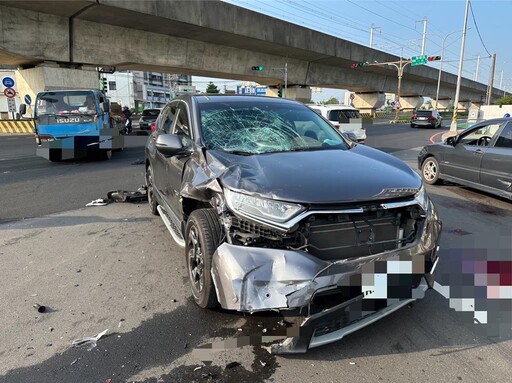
474, 149, 484, 154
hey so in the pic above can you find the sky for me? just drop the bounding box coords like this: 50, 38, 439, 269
192, 0, 512, 102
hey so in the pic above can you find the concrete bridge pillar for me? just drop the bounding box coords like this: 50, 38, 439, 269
352, 92, 385, 115
14, 66, 99, 110
399, 96, 422, 111
432, 99, 451, 111
457, 101, 470, 112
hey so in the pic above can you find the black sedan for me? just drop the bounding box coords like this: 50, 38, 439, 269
418, 118, 512, 199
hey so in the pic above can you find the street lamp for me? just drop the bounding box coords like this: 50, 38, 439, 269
434, 29, 465, 109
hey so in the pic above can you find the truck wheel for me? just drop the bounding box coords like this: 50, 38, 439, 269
185, 208, 222, 309
145, 165, 159, 216
421, 157, 441, 185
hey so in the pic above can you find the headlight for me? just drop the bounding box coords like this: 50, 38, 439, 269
414, 184, 430, 213
224, 189, 304, 223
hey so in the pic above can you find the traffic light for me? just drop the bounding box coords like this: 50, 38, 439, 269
427, 56, 442, 62
350, 62, 369, 69
277, 83, 282, 98
251, 66, 264, 71
100, 77, 107, 92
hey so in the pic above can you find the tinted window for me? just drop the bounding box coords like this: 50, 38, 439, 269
173, 103, 192, 147
495, 123, 512, 148
459, 123, 502, 146
416, 110, 433, 117
159, 104, 177, 134
199, 101, 348, 154
327, 109, 361, 122
143, 109, 160, 117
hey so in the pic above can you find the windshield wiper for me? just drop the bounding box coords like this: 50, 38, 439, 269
223, 150, 256, 156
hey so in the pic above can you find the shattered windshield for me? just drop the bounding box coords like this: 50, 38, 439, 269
199, 101, 349, 154
35, 91, 97, 116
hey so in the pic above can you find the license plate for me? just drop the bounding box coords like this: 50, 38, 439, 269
418, 117, 427, 120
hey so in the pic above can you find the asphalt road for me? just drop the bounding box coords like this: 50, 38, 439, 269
0, 122, 511, 383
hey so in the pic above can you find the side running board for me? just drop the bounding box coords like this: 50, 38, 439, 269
157, 205, 185, 248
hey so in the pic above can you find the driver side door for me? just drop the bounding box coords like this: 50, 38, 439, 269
442, 122, 502, 183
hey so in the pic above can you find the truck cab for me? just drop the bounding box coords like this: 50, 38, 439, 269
23, 89, 124, 161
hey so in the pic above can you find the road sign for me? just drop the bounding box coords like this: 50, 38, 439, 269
4, 87, 16, 98
2, 77, 15, 88
411, 55, 428, 66
7, 98, 16, 113
24, 94, 32, 105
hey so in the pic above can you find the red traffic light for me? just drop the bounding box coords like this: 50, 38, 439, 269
427, 56, 441, 61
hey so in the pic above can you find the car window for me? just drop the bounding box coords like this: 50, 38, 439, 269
459, 123, 502, 146
143, 109, 160, 117
159, 104, 177, 134
416, 110, 433, 117
172, 103, 192, 147
199, 101, 348, 155
327, 109, 361, 122
495, 123, 512, 148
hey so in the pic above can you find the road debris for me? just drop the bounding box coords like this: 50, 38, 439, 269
225, 361, 240, 369
349, 361, 356, 365
131, 159, 145, 165
194, 366, 202, 371
259, 360, 267, 367
70, 358, 78, 366
33, 304, 46, 313
86, 187, 148, 207
72, 329, 108, 351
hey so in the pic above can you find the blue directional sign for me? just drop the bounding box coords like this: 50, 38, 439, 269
2, 77, 15, 88
24, 94, 32, 105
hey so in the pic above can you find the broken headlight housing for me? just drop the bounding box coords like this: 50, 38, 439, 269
414, 184, 429, 214
224, 189, 304, 224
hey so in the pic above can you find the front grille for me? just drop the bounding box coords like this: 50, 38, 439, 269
303, 206, 423, 261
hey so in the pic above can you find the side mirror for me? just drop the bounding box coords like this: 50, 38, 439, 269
342, 131, 357, 142
19, 104, 27, 115
101, 101, 110, 113
156, 134, 190, 156
15, 112, 21, 120
445, 136, 457, 146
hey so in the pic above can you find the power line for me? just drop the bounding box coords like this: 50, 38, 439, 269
468, 0, 492, 56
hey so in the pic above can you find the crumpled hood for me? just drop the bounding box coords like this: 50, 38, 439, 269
206, 145, 421, 204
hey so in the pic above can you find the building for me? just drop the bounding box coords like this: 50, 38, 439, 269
103, 71, 135, 110
131, 72, 191, 112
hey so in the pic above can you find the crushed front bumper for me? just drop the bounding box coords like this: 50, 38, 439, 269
210, 202, 442, 352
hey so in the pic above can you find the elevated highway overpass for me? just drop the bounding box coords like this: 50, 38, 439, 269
0, 0, 500, 111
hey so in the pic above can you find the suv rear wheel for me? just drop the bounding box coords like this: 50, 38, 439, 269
185, 208, 222, 309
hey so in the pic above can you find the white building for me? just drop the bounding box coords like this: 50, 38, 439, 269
104, 72, 135, 110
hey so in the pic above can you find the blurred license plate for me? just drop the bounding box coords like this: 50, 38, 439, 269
418, 117, 427, 120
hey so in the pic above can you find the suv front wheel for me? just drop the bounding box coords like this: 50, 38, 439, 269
185, 208, 222, 309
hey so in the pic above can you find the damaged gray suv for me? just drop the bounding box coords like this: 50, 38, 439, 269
145, 95, 442, 353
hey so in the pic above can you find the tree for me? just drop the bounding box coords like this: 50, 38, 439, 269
206, 82, 220, 94
321, 97, 340, 105
496, 95, 512, 106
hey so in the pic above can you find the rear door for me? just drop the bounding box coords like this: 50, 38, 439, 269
479, 122, 512, 196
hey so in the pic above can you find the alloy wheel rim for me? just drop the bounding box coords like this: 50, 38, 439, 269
423, 160, 437, 181
187, 227, 204, 294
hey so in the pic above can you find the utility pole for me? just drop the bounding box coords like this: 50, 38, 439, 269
473, 54, 480, 81
416, 17, 427, 55
435, 29, 463, 108
487, 53, 496, 105
450, 0, 470, 132
370, 24, 380, 48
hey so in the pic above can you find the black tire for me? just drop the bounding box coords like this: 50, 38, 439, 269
421, 157, 441, 185
410, 123, 415, 128
185, 208, 222, 309
145, 165, 159, 216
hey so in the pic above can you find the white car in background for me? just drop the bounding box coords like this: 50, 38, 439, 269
309, 104, 366, 143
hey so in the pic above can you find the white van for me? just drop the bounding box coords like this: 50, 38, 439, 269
309, 104, 366, 143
